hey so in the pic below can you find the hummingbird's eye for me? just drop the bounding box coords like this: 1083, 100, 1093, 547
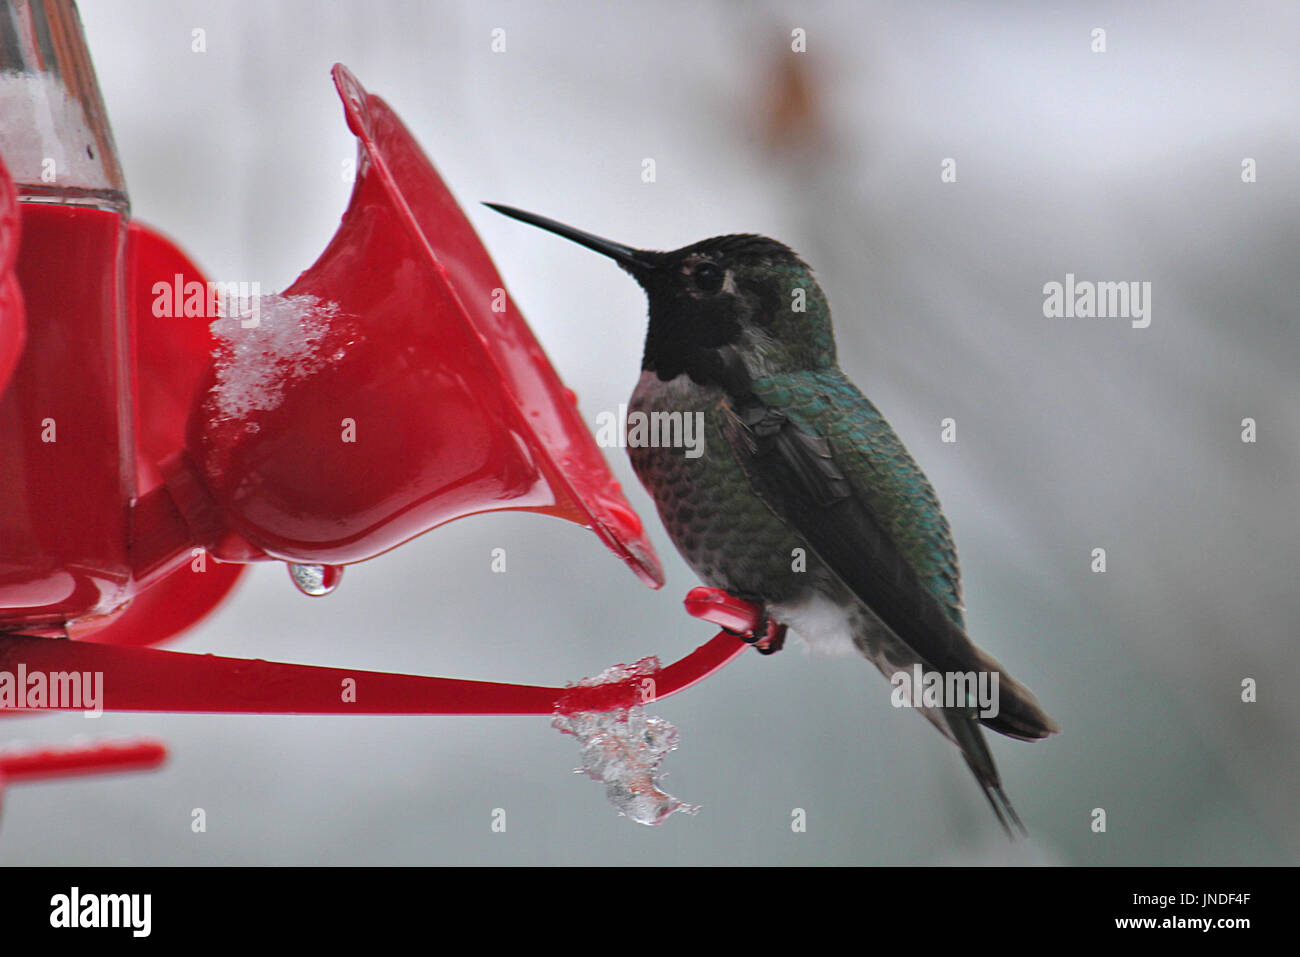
692, 262, 724, 294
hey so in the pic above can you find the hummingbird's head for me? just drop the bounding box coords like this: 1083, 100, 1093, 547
485, 204, 836, 385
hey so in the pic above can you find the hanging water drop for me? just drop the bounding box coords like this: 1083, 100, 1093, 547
287, 562, 343, 596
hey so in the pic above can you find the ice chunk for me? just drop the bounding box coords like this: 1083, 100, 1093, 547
552, 657, 699, 825
210, 293, 341, 426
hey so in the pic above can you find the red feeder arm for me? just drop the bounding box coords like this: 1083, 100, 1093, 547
0, 739, 167, 819
0, 588, 758, 716
0, 740, 166, 782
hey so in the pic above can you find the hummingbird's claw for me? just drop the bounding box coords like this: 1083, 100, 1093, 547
720, 603, 787, 655
754, 622, 787, 655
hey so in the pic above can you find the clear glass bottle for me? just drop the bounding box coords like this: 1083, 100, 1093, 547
0, 0, 134, 634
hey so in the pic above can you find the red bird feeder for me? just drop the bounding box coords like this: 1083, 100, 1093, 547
0, 2, 758, 827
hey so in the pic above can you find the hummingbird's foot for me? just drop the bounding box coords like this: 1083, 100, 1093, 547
754, 622, 787, 656
720, 604, 787, 655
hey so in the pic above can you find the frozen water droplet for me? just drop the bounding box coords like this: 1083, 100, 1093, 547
553, 658, 699, 825
287, 563, 343, 596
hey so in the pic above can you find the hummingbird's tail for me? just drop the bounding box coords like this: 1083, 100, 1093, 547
944, 709, 1027, 839
842, 602, 1052, 837
965, 645, 1061, 743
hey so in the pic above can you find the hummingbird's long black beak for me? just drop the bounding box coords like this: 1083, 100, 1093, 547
484, 203, 656, 277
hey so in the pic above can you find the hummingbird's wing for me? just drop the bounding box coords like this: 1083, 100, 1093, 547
720, 367, 1057, 744
754, 370, 968, 628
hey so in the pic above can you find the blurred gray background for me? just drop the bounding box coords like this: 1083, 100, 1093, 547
3, 0, 1297, 864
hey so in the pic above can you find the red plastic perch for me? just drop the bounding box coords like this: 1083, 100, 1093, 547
0, 588, 758, 717
0, 739, 166, 783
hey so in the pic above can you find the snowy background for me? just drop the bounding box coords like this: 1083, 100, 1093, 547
3, 0, 1298, 864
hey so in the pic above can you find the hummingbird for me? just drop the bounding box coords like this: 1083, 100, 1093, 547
487, 203, 1059, 835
